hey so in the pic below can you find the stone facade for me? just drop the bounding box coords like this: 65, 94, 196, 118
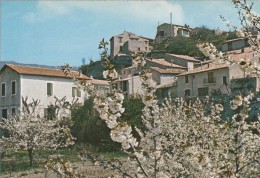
155, 23, 191, 43
110, 31, 152, 58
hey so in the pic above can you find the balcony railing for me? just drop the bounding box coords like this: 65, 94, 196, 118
203, 77, 216, 85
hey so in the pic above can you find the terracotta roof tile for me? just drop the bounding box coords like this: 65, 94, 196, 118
3, 64, 90, 80
90, 79, 110, 86
156, 82, 177, 89
226, 47, 257, 61
166, 53, 201, 62
146, 58, 186, 69
151, 67, 186, 74
222, 37, 245, 43
178, 63, 229, 76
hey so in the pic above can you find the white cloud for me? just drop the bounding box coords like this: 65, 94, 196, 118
23, 1, 184, 25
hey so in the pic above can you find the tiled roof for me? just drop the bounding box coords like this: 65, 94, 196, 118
222, 37, 245, 43
166, 53, 201, 62
178, 47, 259, 76
90, 79, 110, 86
156, 82, 177, 89
178, 63, 229, 76
3, 64, 90, 80
222, 36, 257, 44
116, 76, 140, 82
226, 47, 257, 61
151, 67, 186, 74
146, 58, 186, 69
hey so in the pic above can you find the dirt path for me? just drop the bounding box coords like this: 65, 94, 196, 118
1, 160, 115, 178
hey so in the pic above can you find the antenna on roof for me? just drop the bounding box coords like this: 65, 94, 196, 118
170, 12, 173, 38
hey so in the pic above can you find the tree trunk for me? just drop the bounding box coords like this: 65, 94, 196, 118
28, 148, 33, 166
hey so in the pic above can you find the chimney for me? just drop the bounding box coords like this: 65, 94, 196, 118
79, 70, 82, 77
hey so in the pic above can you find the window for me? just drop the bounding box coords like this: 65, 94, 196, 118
138, 47, 141, 51
11, 107, 16, 116
185, 76, 189, 83
77, 89, 81, 97
159, 31, 164, 36
120, 46, 123, 52
47, 83, 53, 96
185, 89, 190, 97
122, 81, 128, 92
72, 87, 81, 97
182, 29, 189, 35
223, 76, 227, 85
208, 72, 214, 83
119, 37, 123, 43
72, 87, 77, 97
2, 109, 7, 119
11, 81, 16, 95
145, 47, 148, 50
1, 83, 6, 97
198, 87, 209, 96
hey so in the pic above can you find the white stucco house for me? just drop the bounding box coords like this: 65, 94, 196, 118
0, 64, 90, 119
151, 67, 184, 101
89, 78, 110, 97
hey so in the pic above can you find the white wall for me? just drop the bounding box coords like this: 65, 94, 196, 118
177, 68, 231, 98
20, 75, 86, 117
0, 68, 21, 118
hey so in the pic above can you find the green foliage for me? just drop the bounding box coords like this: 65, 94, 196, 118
122, 96, 145, 131
164, 36, 204, 58
79, 60, 105, 79
154, 26, 238, 59
70, 96, 145, 151
70, 97, 120, 151
46, 104, 57, 120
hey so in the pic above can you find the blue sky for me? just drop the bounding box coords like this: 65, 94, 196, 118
1, 0, 260, 67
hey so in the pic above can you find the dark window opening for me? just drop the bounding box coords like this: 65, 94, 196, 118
208, 72, 214, 83
2, 109, 7, 119
198, 87, 209, 96
185, 89, 190, 97
223, 76, 227, 85
12, 108, 16, 116
185, 76, 189, 83
47, 83, 53, 96
12, 81, 16, 95
1, 83, 5, 97
122, 81, 128, 92
182, 29, 189, 35
159, 31, 164, 36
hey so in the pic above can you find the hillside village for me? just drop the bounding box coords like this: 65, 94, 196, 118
0, 23, 259, 119
1, 0, 260, 176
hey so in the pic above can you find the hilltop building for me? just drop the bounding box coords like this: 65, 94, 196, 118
110, 31, 153, 58
177, 45, 260, 98
155, 23, 191, 43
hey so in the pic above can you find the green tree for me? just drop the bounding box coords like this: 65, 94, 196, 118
70, 97, 119, 151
